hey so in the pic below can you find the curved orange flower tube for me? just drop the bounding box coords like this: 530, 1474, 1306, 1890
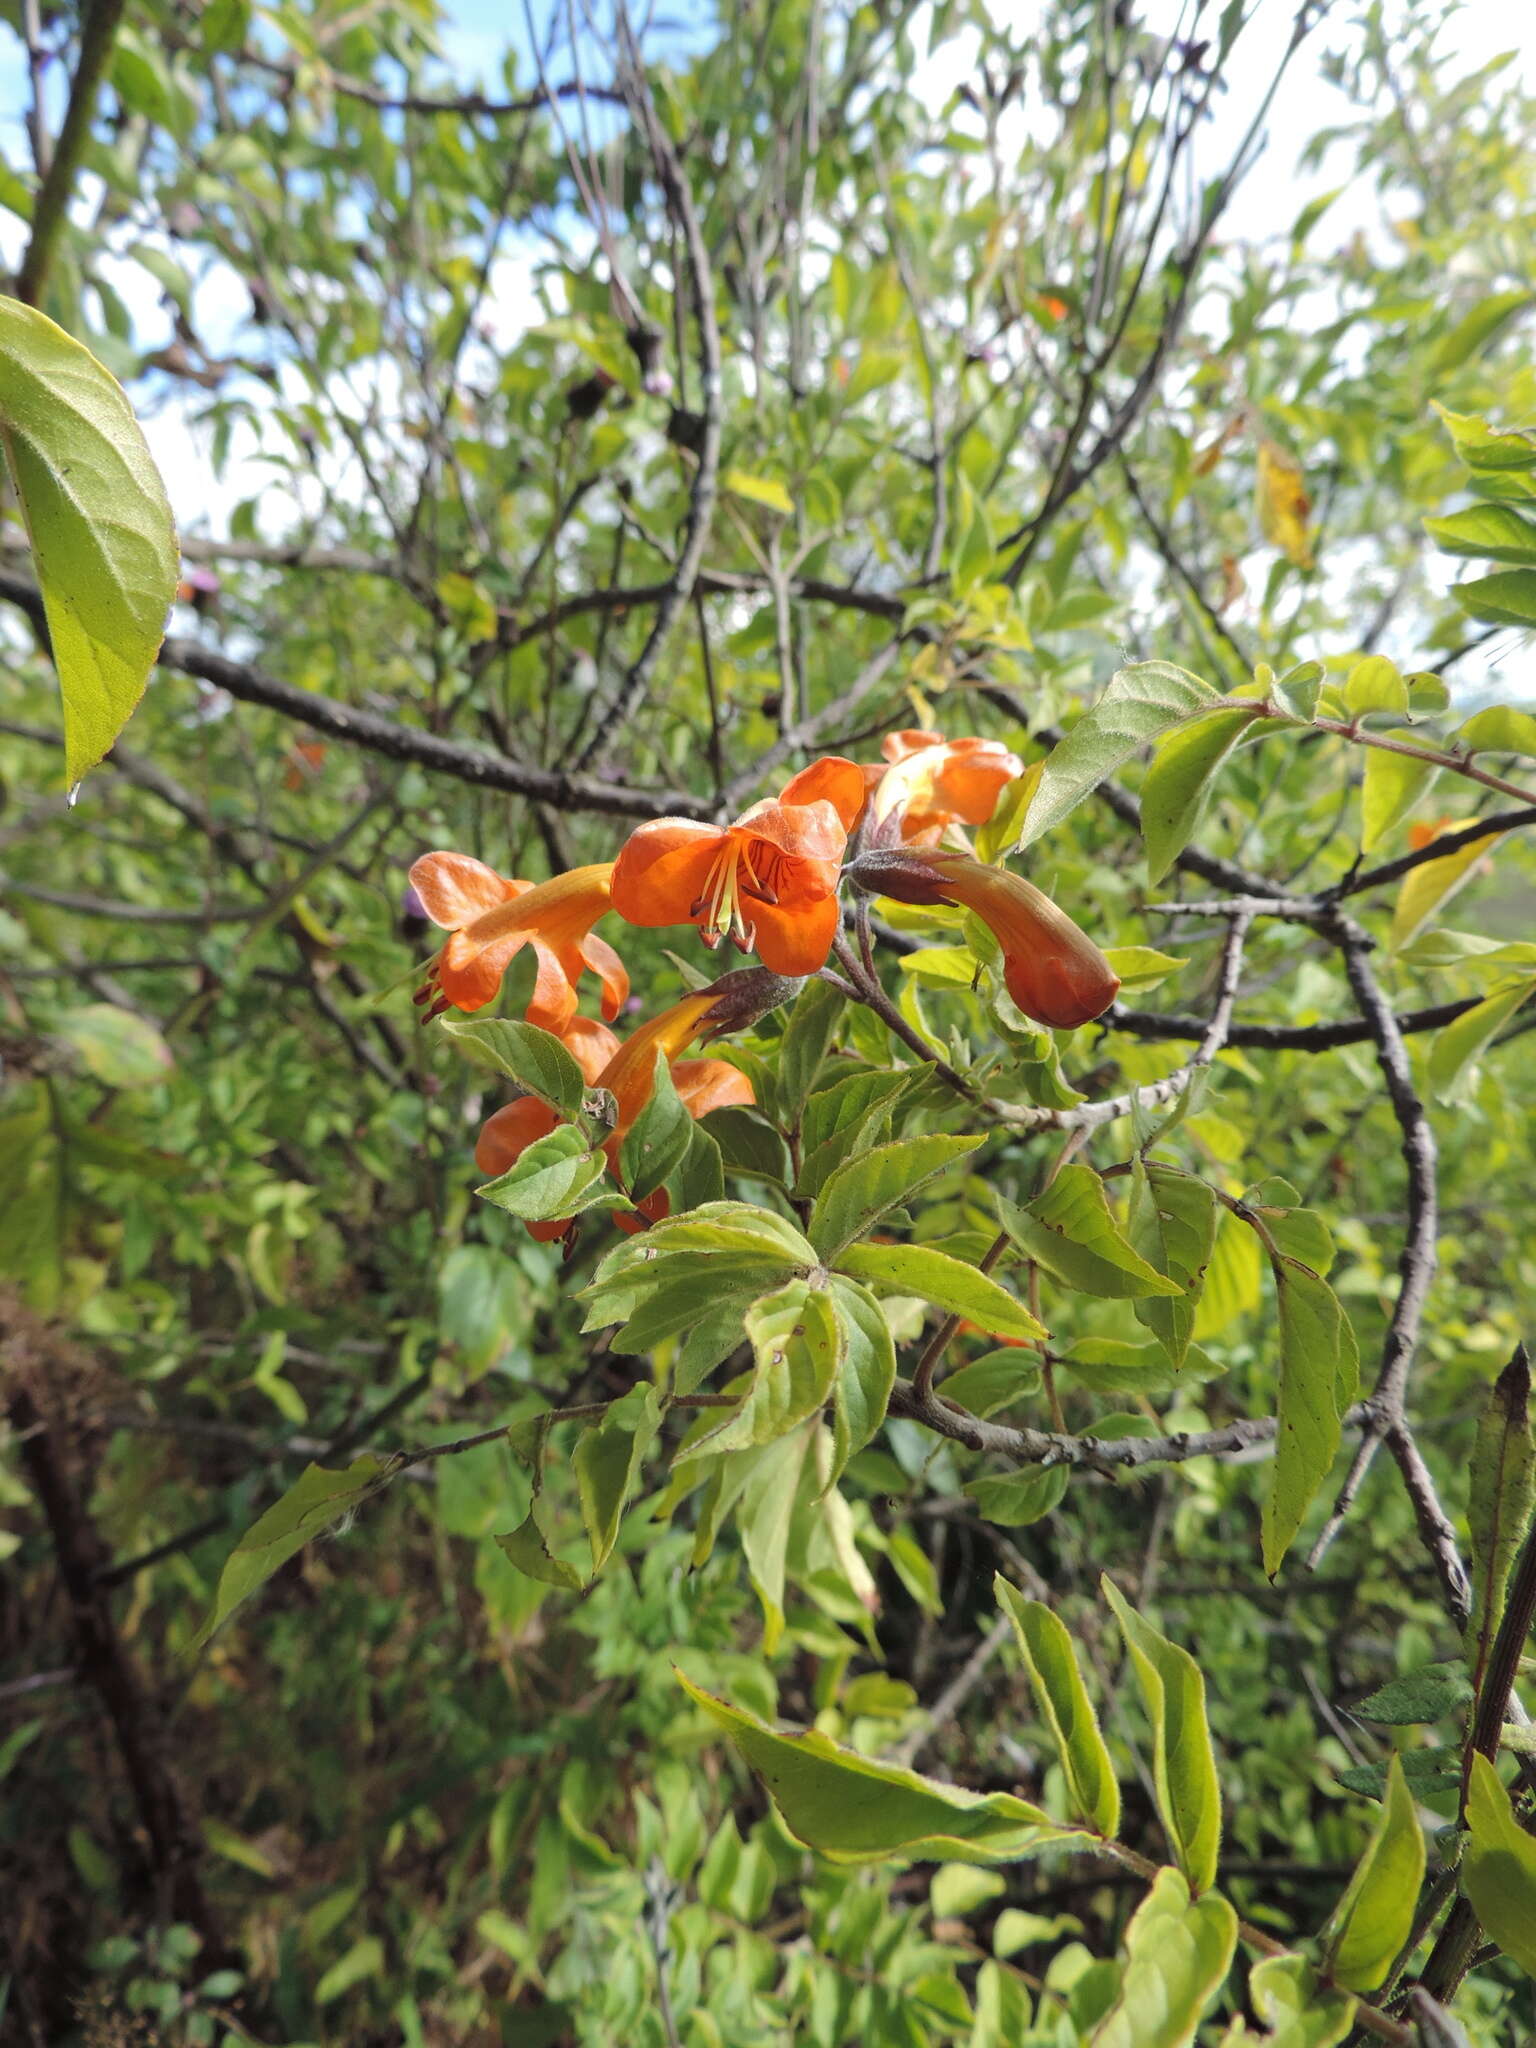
872, 730, 1024, 843
409, 853, 627, 1029
852, 848, 1119, 1030
474, 995, 755, 1240
609, 759, 864, 977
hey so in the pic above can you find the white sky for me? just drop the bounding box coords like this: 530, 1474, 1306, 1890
0, 1, 1532, 558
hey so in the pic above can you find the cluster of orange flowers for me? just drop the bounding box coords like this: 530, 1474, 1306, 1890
412, 731, 1119, 1236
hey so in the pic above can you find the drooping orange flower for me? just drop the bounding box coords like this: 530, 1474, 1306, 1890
872, 730, 1025, 843
851, 847, 1119, 1030
474, 994, 755, 1240
409, 853, 627, 1028
609, 759, 865, 976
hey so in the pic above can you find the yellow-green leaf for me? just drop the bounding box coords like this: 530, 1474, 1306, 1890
1462, 1754, 1536, 1977
1320, 1755, 1424, 1990
0, 296, 178, 784
1088, 1866, 1237, 2048
675, 1669, 1087, 1864
1000, 1168, 1184, 1300
996, 1578, 1119, 1837
1101, 1577, 1222, 1892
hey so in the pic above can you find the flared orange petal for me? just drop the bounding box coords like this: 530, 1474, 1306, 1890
433, 863, 617, 1017
436, 928, 520, 1013
580, 932, 629, 1021
562, 1016, 622, 1083
920, 739, 1024, 831
748, 889, 842, 976
475, 1095, 559, 1178
524, 938, 580, 1036
881, 729, 944, 765
778, 756, 868, 832
409, 851, 518, 929
610, 819, 727, 927
672, 1057, 756, 1118
733, 797, 848, 872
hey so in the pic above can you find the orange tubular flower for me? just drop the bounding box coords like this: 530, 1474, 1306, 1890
851, 847, 1119, 1030
409, 853, 627, 1029
609, 759, 865, 977
474, 995, 755, 1240
872, 730, 1025, 843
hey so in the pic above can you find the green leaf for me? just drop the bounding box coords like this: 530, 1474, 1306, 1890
1361, 739, 1439, 854
1086, 1866, 1237, 2048
701, 1105, 791, 1185
1320, 1755, 1424, 1991
52, 1004, 173, 1088
497, 1413, 586, 1590
721, 467, 794, 515
1128, 1163, 1218, 1368
1463, 1351, 1535, 1698
836, 1240, 1046, 1343
966, 1464, 1068, 1526
1019, 662, 1222, 849
572, 1385, 661, 1573
1261, 1257, 1359, 1575
619, 1053, 693, 1200
1101, 1577, 1222, 1892
1455, 704, 1536, 757
736, 1424, 814, 1650
1462, 1754, 1536, 1978
808, 1133, 982, 1262
1429, 291, 1532, 376
775, 976, 845, 1120
1233, 1954, 1356, 2047
675, 1670, 1087, 1864
439, 1016, 588, 1122
995, 1578, 1119, 1837
1342, 656, 1407, 717
1142, 708, 1257, 885
1432, 402, 1536, 481
797, 1068, 913, 1197
315, 1935, 384, 2006
826, 1274, 897, 1483
1424, 502, 1536, 565
1390, 827, 1504, 951
1353, 1662, 1474, 1726
1058, 1338, 1225, 1395
939, 1347, 1043, 1415
1336, 1747, 1462, 1799
476, 1123, 613, 1223
1454, 567, 1536, 627
1103, 945, 1188, 994
1428, 976, 1534, 1102
0, 297, 179, 783
1000, 1169, 1183, 1300
194, 1456, 391, 1646
679, 1280, 840, 1459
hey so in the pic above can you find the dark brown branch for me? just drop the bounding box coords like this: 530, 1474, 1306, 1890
13, 0, 126, 306
1332, 806, 1536, 899
1108, 995, 1484, 1053
5, 1367, 218, 1941
0, 566, 707, 820
571, 84, 723, 773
